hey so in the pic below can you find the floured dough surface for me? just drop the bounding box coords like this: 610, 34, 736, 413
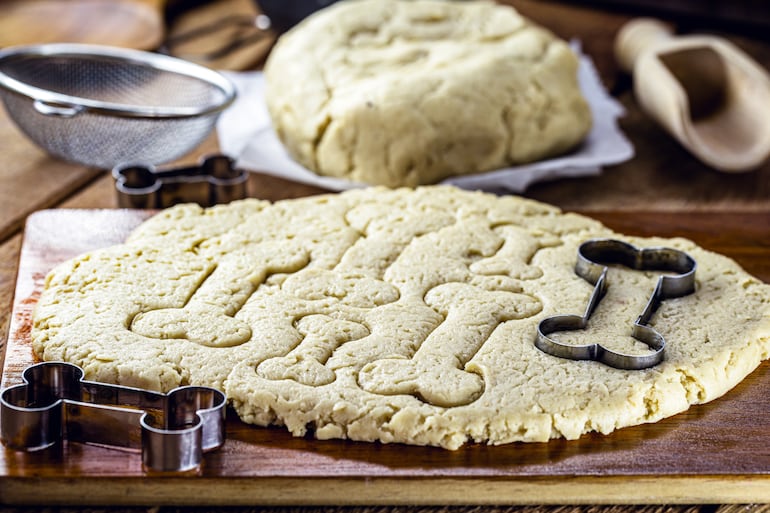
32, 187, 770, 449
264, 0, 592, 187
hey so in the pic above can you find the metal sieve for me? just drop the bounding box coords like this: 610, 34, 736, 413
0, 43, 236, 169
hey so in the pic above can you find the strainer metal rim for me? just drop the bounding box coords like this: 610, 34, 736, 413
0, 43, 237, 119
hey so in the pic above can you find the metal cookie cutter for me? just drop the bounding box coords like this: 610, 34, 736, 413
535, 238, 696, 370
0, 361, 226, 472
113, 153, 248, 208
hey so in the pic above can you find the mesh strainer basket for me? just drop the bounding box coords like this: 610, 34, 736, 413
0, 43, 236, 169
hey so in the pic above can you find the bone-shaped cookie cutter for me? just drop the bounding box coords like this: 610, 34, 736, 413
0, 361, 226, 472
535, 238, 696, 370
113, 153, 248, 209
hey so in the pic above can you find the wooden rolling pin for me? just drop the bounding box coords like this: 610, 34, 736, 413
615, 18, 770, 172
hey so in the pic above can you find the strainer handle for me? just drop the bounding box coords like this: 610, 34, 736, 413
33, 100, 84, 118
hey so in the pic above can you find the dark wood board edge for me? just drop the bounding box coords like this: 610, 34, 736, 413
3, 475, 770, 506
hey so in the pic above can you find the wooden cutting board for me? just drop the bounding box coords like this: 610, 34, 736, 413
1, 208, 769, 506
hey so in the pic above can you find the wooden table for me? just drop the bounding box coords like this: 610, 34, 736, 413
0, 0, 769, 512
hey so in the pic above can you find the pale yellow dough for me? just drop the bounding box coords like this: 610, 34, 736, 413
32, 187, 770, 449
264, 0, 592, 187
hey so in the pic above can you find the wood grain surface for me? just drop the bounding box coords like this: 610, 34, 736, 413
0, 507, 768, 513
0, 113, 102, 243
1, 0, 769, 511
0, 0, 166, 50
1, 208, 768, 506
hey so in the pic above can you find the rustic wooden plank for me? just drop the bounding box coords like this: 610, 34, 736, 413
164, 0, 275, 70
0, 108, 103, 243
0, 0, 166, 50
3, 475, 769, 506
716, 506, 770, 513
0, 502, 755, 513
0, 209, 769, 506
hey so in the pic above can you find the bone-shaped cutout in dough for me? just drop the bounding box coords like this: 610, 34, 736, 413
131, 242, 308, 347
280, 268, 400, 307
256, 314, 370, 386
358, 283, 542, 407
383, 217, 503, 297
325, 297, 444, 370
470, 225, 561, 280
340, 202, 456, 278
256, 268, 399, 384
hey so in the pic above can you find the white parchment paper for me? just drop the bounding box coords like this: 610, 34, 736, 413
217, 45, 633, 193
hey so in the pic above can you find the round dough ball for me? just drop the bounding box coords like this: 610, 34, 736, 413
264, 0, 593, 187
